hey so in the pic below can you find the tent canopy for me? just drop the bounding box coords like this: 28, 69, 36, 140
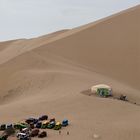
91, 84, 112, 97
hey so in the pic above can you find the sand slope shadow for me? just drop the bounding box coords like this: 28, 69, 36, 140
81, 89, 140, 107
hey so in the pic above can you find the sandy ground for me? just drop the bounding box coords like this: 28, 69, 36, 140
0, 5, 140, 140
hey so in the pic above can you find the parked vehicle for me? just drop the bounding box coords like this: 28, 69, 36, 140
21, 128, 30, 136
0, 124, 6, 131
25, 118, 38, 124
41, 121, 49, 129
54, 122, 61, 130
19, 121, 27, 125
39, 115, 48, 121
47, 121, 55, 129
35, 122, 42, 129
62, 119, 68, 127
6, 124, 13, 129
17, 133, 30, 140
14, 123, 27, 130
38, 131, 47, 138
49, 118, 55, 122
30, 129, 39, 137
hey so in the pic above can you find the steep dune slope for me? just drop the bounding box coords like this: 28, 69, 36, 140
42, 5, 140, 90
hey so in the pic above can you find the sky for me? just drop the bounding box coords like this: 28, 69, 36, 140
0, 0, 140, 41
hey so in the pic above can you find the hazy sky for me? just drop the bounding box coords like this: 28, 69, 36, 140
0, 0, 140, 41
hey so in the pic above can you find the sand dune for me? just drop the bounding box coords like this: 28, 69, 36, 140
0, 30, 69, 65
0, 5, 140, 140
44, 5, 140, 90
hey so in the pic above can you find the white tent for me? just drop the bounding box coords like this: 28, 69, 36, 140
91, 84, 112, 96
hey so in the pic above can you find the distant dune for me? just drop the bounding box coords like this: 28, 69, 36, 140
0, 5, 140, 140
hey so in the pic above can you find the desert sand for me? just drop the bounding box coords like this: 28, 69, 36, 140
0, 5, 140, 140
